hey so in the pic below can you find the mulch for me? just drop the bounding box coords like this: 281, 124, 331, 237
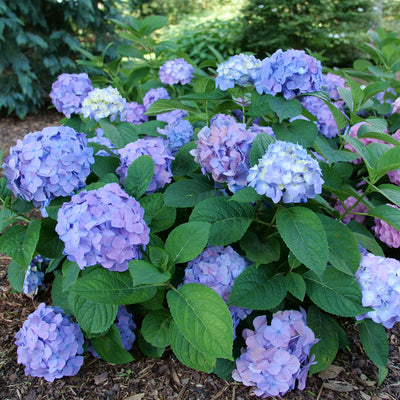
1, 109, 400, 400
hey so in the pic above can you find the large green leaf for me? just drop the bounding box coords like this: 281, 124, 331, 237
347, 221, 384, 257
99, 118, 125, 148
249, 132, 275, 166
376, 184, 400, 208
170, 141, 199, 176
124, 155, 154, 199
36, 218, 64, 259
358, 319, 388, 368
141, 309, 172, 348
240, 232, 280, 264
128, 260, 170, 285
276, 207, 328, 275
146, 99, 197, 115
273, 119, 318, 148
7, 260, 26, 292
268, 96, 302, 122
285, 272, 306, 301
369, 204, 400, 233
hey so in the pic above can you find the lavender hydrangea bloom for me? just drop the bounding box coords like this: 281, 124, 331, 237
157, 109, 188, 125
322, 72, 346, 101
158, 118, 194, 154
117, 138, 174, 194
232, 309, 318, 398
2, 126, 94, 210
215, 53, 261, 90
120, 101, 148, 124
373, 204, 400, 248
248, 124, 276, 137
255, 49, 323, 100
55, 183, 150, 271
22, 255, 49, 297
87, 128, 117, 156
190, 114, 257, 193
248, 140, 324, 203
183, 246, 252, 337
159, 58, 194, 85
143, 87, 170, 110
50, 73, 93, 118
333, 192, 369, 225
356, 253, 400, 328
15, 303, 84, 382
81, 86, 126, 121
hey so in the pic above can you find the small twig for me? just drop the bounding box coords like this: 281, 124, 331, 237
316, 380, 325, 400
210, 384, 228, 400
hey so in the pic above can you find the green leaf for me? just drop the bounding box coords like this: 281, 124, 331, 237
116, 44, 144, 59
248, 92, 273, 117
52, 273, 73, 315
369, 204, 400, 233
347, 221, 384, 257
167, 284, 233, 360
148, 247, 169, 271
62, 260, 80, 291
276, 207, 328, 275
268, 96, 302, 122
36, 218, 64, 259
273, 119, 318, 148
376, 184, 400, 208
90, 324, 134, 364
146, 99, 197, 116
229, 264, 286, 310
358, 319, 388, 368
171, 141, 199, 176
128, 260, 170, 285
189, 197, 256, 246
285, 272, 306, 301
70, 269, 156, 305
317, 214, 360, 275
307, 306, 339, 374
165, 222, 210, 264
137, 334, 165, 358
304, 266, 366, 317
375, 146, 400, 180
250, 132, 275, 166
338, 87, 354, 112
141, 309, 172, 348
91, 156, 120, 179
230, 187, 264, 203
99, 119, 125, 148
344, 136, 376, 170
7, 260, 26, 292
240, 231, 280, 264
124, 155, 154, 199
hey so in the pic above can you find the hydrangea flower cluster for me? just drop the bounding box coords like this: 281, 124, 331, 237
190, 114, 257, 192
49, 73, 93, 118
183, 245, 252, 337
322, 72, 346, 101
333, 193, 369, 225
143, 87, 170, 110
215, 53, 261, 90
373, 204, 400, 248
87, 128, 117, 156
232, 309, 318, 398
81, 86, 126, 121
120, 101, 148, 124
255, 49, 323, 100
355, 253, 400, 328
22, 255, 49, 297
158, 118, 194, 154
15, 303, 84, 382
159, 58, 194, 85
157, 109, 188, 125
117, 138, 174, 194
247, 140, 324, 203
55, 183, 150, 271
2, 126, 94, 210
248, 124, 276, 138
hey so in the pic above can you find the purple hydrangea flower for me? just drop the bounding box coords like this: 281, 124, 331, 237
183, 245, 252, 337
87, 128, 117, 156
2, 126, 94, 210
248, 124, 276, 137
333, 192, 369, 225
117, 138, 174, 194
143, 87, 170, 110
247, 140, 324, 203
190, 114, 257, 193
157, 109, 188, 125
120, 101, 148, 124
232, 309, 318, 398
22, 255, 49, 298
373, 204, 400, 248
158, 118, 194, 154
322, 72, 346, 101
14, 303, 84, 382
55, 183, 150, 271
387, 129, 400, 185
159, 58, 194, 85
255, 49, 323, 100
49, 73, 93, 118
215, 53, 261, 90
356, 253, 400, 328
81, 86, 126, 122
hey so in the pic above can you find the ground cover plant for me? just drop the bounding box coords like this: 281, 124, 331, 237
1, 15, 400, 398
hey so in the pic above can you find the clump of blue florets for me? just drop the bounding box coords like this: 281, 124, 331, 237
2, 126, 94, 211
143, 87, 170, 110
215, 53, 261, 90
159, 58, 194, 85
190, 114, 257, 193
158, 118, 194, 154
232, 309, 318, 398
255, 49, 323, 100
15, 303, 84, 382
50, 73, 93, 118
81, 86, 126, 121
355, 253, 400, 328
247, 140, 324, 203
55, 183, 150, 272
22, 255, 49, 297
117, 138, 174, 194
120, 101, 148, 124
183, 245, 252, 338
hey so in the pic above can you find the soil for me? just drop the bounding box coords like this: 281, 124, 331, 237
1, 109, 400, 400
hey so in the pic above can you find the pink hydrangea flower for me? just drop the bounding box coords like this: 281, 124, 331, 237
373, 204, 400, 248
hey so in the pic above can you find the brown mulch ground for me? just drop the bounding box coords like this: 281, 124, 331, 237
1, 109, 400, 400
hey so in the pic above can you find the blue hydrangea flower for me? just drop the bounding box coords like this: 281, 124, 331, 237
249, 124, 276, 137
322, 72, 346, 101
159, 58, 194, 85
15, 303, 84, 382
143, 87, 170, 110
117, 138, 174, 194
87, 128, 117, 156
81, 86, 126, 121
55, 183, 150, 271
120, 101, 148, 124
157, 109, 188, 125
22, 255, 49, 298
2, 126, 94, 211
215, 53, 261, 90
50, 73, 93, 118
190, 114, 257, 193
232, 309, 318, 398
255, 49, 323, 100
183, 245, 252, 338
158, 118, 194, 154
247, 140, 324, 203
356, 253, 400, 328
